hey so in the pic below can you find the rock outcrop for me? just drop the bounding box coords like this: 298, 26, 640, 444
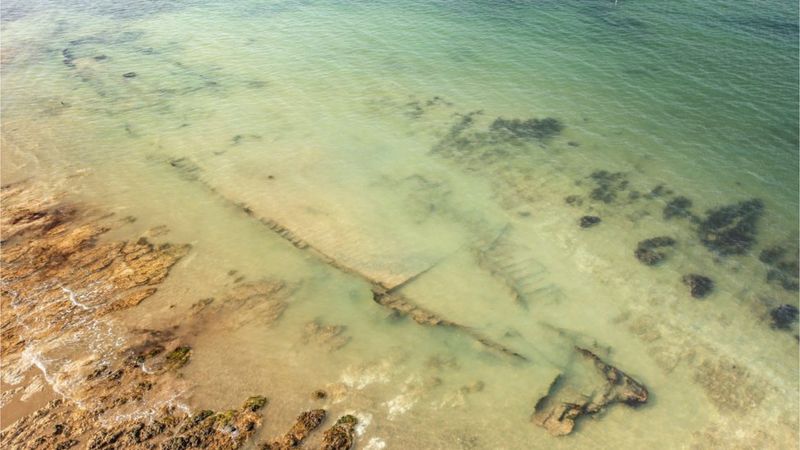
263, 409, 327, 449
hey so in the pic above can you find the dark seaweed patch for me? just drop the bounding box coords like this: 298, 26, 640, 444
587, 171, 628, 204
634, 236, 675, 266
489, 117, 563, 141
759, 246, 787, 265
698, 199, 763, 256
645, 184, 673, 199
761, 245, 799, 292
663, 196, 693, 220
565, 195, 583, 207
579, 216, 601, 228
770, 304, 799, 330
448, 110, 482, 138
682, 274, 714, 299
62, 48, 76, 68
404, 96, 452, 119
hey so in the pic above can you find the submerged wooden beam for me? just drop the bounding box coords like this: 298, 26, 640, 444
165, 156, 528, 361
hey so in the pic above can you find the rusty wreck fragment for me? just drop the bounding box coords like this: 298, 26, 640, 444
532, 347, 648, 436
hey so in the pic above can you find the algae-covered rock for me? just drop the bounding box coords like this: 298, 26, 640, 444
263, 409, 326, 449
165, 345, 192, 369
320, 415, 358, 450
243, 396, 268, 412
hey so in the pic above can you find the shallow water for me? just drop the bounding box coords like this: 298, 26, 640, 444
2, 0, 798, 448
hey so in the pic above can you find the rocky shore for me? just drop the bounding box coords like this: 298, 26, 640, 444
0, 181, 358, 450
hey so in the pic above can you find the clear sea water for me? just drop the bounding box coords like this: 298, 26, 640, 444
1, 1, 798, 448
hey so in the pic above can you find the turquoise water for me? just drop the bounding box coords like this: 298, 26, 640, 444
2, 1, 798, 448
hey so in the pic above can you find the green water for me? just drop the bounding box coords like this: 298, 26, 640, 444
2, 0, 798, 448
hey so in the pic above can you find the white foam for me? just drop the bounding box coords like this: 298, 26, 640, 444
353, 411, 373, 436
384, 392, 417, 420
61, 286, 91, 310
340, 361, 390, 390
364, 437, 387, 450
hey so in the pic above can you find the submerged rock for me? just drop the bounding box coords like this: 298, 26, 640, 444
301, 320, 350, 351
770, 304, 799, 330
579, 216, 601, 228
663, 196, 693, 220
320, 415, 358, 450
634, 236, 676, 266
564, 195, 583, 206
311, 390, 327, 400
122, 71, 137, 78
532, 347, 648, 436
682, 274, 714, 298
698, 199, 763, 256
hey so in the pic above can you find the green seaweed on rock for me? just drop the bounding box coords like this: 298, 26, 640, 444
242, 396, 268, 412
165, 345, 191, 369
320, 415, 358, 450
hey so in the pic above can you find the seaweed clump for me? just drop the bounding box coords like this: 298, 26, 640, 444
770, 304, 799, 330
760, 245, 799, 292
634, 236, 676, 266
164, 345, 191, 369
243, 396, 268, 412
489, 117, 563, 141
698, 199, 763, 256
579, 216, 601, 228
663, 196, 694, 220
681, 274, 714, 299
587, 171, 628, 204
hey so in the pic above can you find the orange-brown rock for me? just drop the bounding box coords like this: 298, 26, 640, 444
0, 329, 265, 450
0, 182, 269, 449
1, 182, 190, 363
